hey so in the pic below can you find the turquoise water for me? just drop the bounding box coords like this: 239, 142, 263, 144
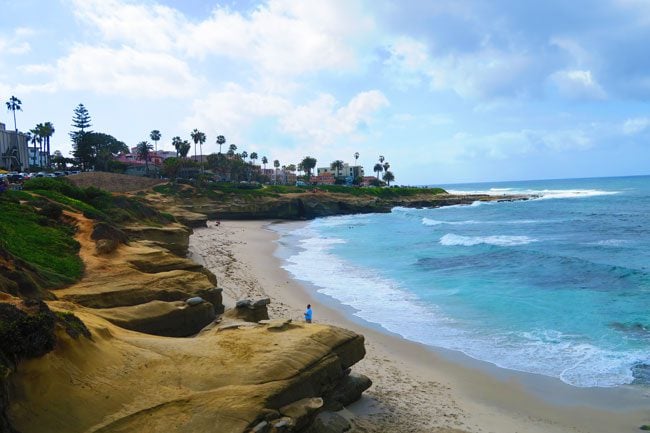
280, 176, 650, 387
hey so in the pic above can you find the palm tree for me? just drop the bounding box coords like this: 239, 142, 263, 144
6, 96, 22, 168
29, 127, 41, 167
300, 156, 317, 183
374, 163, 383, 179
216, 135, 226, 154
273, 159, 280, 184
330, 160, 344, 179
150, 130, 161, 152
227, 144, 237, 156
172, 136, 183, 157
5, 96, 22, 133
383, 170, 395, 186
379, 155, 385, 164
40, 122, 55, 168
262, 156, 268, 171
179, 140, 191, 158
241, 150, 248, 160
190, 129, 206, 174
136, 141, 153, 176
250, 152, 258, 165
383, 162, 390, 172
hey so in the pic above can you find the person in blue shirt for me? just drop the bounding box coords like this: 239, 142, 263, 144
304, 304, 312, 323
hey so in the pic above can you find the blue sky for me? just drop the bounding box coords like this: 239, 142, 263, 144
1, 0, 650, 184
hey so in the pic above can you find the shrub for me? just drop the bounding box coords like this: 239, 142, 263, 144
0, 301, 56, 363
38, 202, 63, 220
55, 311, 91, 339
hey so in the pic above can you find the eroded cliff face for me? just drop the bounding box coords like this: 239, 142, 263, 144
3, 211, 369, 433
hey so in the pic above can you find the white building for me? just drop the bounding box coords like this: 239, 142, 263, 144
0, 122, 29, 171
317, 163, 364, 179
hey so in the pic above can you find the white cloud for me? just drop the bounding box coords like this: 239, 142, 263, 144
46, 45, 199, 97
71, 0, 374, 77
182, 83, 291, 138
622, 117, 650, 135
549, 69, 607, 100
442, 127, 594, 162
384, 36, 534, 99
0, 27, 35, 55
183, 87, 388, 151
280, 90, 389, 144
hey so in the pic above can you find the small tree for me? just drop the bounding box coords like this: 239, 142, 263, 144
216, 135, 226, 154
373, 163, 383, 179
273, 159, 280, 184
330, 160, 344, 179
150, 130, 161, 152
172, 136, 183, 157
135, 141, 153, 175
190, 129, 206, 173
301, 156, 317, 183
383, 170, 395, 186
262, 156, 268, 171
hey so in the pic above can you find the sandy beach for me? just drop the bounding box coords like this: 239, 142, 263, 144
189, 220, 649, 433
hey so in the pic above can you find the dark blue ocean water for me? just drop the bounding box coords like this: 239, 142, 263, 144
281, 176, 650, 387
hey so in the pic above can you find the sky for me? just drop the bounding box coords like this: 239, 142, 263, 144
1, 0, 650, 185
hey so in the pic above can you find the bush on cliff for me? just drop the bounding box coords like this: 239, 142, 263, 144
0, 301, 56, 364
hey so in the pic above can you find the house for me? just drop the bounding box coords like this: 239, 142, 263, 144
0, 122, 29, 171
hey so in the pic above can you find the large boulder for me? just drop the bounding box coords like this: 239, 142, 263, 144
323, 373, 372, 410
225, 298, 270, 322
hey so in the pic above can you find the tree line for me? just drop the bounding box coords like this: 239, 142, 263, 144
5, 96, 395, 185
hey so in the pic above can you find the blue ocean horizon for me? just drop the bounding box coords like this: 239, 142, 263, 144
279, 175, 650, 388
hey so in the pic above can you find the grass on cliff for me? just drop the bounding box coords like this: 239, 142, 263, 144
0, 193, 83, 285
23, 177, 174, 226
154, 182, 447, 199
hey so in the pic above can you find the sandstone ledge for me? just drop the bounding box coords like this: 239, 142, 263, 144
8, 315, 366, 433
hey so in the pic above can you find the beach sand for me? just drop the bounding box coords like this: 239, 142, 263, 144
189, 220, 649, 433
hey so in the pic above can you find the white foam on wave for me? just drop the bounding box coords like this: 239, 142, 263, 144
535, 189, 619, 200
590, 239, 631, 247
423, 218, 544, 227
279, 223, 645, 387
281, 224, 459, 338
440, 233, 537, 246
446, 188, 619, 200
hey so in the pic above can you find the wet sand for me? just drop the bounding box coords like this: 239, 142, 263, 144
189, 220, 649, 433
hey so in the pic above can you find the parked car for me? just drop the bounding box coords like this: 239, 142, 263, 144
6, 173, 23, 183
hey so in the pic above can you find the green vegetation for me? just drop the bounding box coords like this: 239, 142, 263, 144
0, 194, 83, 285
0, 301, 56, 364
154, 181, 446, 199
55, 311, 91, 340
23, 177, 174, 226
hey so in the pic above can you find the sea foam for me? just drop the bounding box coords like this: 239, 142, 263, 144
440, 233, 537, 246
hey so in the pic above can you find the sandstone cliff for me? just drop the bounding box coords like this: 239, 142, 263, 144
2, 208, 369, 433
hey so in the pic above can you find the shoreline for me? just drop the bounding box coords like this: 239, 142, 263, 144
189, 219, 649, 433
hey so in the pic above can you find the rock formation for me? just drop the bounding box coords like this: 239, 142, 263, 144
1, 208, 370, 433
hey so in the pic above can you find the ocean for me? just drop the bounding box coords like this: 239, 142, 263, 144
276, 176, 650, 388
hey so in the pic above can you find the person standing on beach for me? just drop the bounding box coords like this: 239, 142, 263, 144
304, 304, 312, 323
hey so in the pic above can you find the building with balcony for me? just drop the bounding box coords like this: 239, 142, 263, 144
316, 163, 364, 179
0, 122, 29, 171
